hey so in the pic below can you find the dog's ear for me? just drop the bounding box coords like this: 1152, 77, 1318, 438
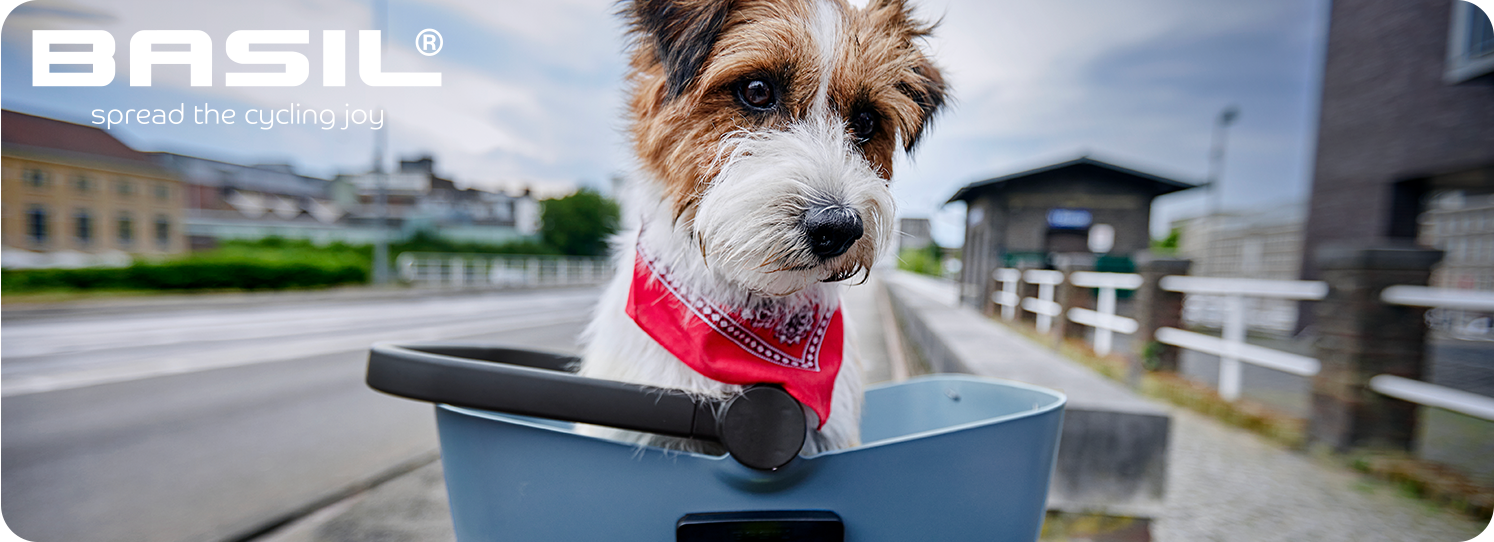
864, 0, 946, 151
897, 56, 946, 152
625, 0, 733, 101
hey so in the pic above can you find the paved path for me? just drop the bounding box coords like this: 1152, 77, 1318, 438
1159, 407, 1485, 542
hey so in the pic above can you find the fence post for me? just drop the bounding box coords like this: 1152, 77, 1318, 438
984, 269, 1000, 318
1054, 257, 1096, 347
1310, 245, 1442, 452
1017, 262, 1041, 327
1132, 255, 1191, 373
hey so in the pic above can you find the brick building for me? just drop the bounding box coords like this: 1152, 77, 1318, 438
2, 110, 186, 264
1301, 0, 1494, 288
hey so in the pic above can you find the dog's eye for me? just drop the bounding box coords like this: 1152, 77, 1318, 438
850, 110, 877, 143
737, 79, 777, 110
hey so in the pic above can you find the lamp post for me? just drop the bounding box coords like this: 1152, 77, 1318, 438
371, 0, 390, 285
1207, 106, 1240, 216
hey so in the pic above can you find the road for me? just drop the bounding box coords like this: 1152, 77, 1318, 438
1, 287, 600, 542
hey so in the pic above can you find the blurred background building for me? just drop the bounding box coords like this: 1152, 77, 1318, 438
1, 110, 186, 268
2, 110, 548, 268
1175, 203, 1306, 281
340, 156, 540, 245
947, 156, 1196, 309
1420, 190, 1494, 291
1173, 202, 1308, 332
150, 152, 347, 250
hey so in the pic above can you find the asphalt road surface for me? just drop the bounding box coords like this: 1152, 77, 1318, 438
2, 287, 599, 542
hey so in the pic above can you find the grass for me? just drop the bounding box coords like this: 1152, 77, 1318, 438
999, 320, 1308, 448
1348, 450, 1494, 520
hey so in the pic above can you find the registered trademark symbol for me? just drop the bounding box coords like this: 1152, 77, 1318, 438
416, 29, 442, 56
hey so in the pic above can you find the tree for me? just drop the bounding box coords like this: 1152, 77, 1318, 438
1151, 226, 1182, 255
540, 188, 621, 256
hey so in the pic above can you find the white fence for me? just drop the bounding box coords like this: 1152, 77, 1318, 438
987, 266, 1494, 424
396, 252, 613, 289
1156, 276, 1327, 401
1385, 285, 1494, 342
1019, 269, 1065, 333
995, 268, 1142, 356
993, 268, 1022, 321
1377, 286, 1494, 422
1067, 272, 1143, 356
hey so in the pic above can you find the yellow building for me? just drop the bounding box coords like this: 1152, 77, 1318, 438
2, 110, 186, 262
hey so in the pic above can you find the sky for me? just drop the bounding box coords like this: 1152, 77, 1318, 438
1, 0, 1332, 246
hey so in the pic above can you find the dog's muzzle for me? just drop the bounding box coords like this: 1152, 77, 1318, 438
803, 205, 863, 259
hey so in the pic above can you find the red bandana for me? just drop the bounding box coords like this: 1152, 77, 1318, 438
626, 246, 843, 429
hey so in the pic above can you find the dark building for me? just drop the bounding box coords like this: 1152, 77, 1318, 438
947, 156, 1195, 309
1301, 0, 1494, 288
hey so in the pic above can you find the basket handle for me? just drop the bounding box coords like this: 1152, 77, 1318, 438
366, 342, 805, 471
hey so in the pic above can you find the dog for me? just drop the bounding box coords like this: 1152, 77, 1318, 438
578, 0, 945, 455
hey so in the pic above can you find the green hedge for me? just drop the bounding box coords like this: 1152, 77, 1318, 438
897, 245, 944, 277
3, 260, 367, 292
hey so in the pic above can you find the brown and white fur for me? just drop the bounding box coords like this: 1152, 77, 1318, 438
578, 0, 946, 454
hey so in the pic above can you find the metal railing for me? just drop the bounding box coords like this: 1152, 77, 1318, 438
1156, 276, 1328, 401
1375, 285, 1494, 422
396, 252, 613, 289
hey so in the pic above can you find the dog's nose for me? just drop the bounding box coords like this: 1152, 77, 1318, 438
803, 206, 863, 259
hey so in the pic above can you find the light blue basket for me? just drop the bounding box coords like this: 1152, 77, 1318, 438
435, 375, 1065, 541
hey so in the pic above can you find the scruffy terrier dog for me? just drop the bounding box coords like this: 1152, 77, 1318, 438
579, 0, 946, 454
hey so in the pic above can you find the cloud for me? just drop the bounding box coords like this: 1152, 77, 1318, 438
3, 0, 629, 193
3, 0, 1326, 245
895, 0, 1326, 245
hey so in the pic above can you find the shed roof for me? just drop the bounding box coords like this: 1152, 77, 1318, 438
946, 156, 1197, 204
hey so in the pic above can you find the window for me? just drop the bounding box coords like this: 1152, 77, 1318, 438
117, 212, 134, 246
116, 179, 135, 197
22, 168, 49, 188
26, 205, 48, 245
75, 209, 93, 245
154, 183, 171, 201
154, 215, 171, 248
1446, 1, 1494, 83
73, 174, 95, 193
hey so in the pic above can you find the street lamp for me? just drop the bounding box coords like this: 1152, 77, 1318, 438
1207, 105, 1240, 216
371, 0, 390, 285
